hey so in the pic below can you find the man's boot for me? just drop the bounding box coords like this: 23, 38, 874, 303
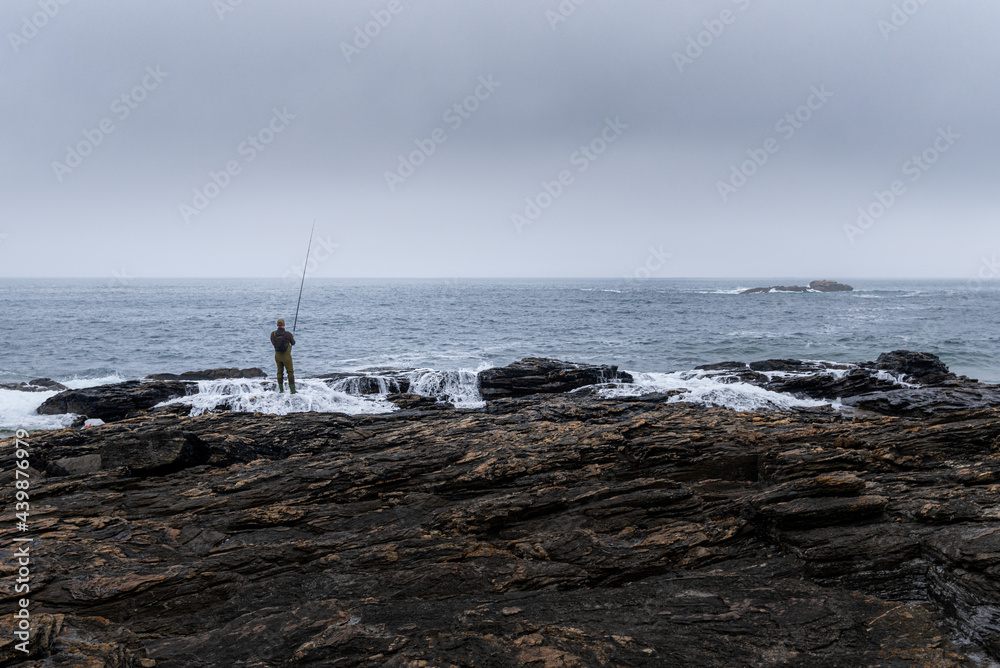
290, 382, 297, 395
278, 380, 284, 393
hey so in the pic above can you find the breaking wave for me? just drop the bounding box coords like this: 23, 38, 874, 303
595, 370, 832, 412
0, 374, 128, 436
160, 366, 488, 417
163, 379, 399, 416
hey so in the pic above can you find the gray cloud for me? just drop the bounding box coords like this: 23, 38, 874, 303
2, 0, 998, 278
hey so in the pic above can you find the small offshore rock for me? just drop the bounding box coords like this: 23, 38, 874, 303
741, 280, 853, 294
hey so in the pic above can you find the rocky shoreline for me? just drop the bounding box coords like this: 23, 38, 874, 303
2, 352, 1000, 666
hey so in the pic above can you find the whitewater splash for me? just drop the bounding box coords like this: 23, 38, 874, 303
594, 370, 832, 412
160, 367, 488, 417
4, 360, 915, 431
163, 379, 399, 416
0, 374, 127, 435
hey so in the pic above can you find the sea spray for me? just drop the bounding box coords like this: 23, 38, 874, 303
597, 370, 831, 412
0, 374, 128, 436
163, 378, 397, 416
404, 368, 484, 408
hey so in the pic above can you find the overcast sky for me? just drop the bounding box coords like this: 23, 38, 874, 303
1, 0, 997, 278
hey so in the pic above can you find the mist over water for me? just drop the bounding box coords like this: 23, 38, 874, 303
2, 278, 997, 385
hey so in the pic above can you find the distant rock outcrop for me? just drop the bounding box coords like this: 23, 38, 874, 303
809, 279, 854, 292
741, 280, 853, 294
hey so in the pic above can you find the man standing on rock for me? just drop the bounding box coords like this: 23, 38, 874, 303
270, 318, 297, 394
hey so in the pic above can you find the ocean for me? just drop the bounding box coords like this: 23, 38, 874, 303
2, 278, 997, 433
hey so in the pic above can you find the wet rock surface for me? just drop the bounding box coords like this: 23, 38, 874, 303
694, 351, 997, 417
478, 358, 634, 399
5, 383, 1000, 666
315, 371, 412, 395
35, 381, 190, 422
0, 378, 68, 392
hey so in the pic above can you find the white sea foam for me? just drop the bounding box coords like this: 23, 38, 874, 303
327, 375, 406, 396
162, 366, 488, 416
405, 367, 485, 408
0, 374, 126, 435
0, 388, 78, 434
873, 369, 920, 388
161, 378, 398, 416
597, 370, 831, 412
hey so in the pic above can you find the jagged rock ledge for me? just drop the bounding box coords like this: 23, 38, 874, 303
3, 368, 1000, 665
28, 352, 1000, 426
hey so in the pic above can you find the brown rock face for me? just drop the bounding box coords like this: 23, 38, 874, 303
5, 387, 1000, 666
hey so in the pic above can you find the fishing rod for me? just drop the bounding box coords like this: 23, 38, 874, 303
292, 219, 316, 332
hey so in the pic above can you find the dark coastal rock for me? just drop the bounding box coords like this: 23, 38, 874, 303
36, 380, 189, 422
0, 613, 148, 665
477, 357, 633, 399
5, 391, 1000, 665
0, 377, 69, 392
749, 359, 832, 373
145, 367, 266, 381
741, 279, 853, 294
694, 361, 769, 384
386, 393, 453, 410
46, 453, 103, 477
842, 382, 1000, 417
763, 366, 903, 399
694, 358, 899, 399
865, 349, 956, 384
722, 352, 976, 415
